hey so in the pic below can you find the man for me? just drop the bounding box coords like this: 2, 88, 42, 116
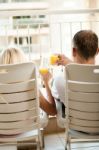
40, 30, 99, 115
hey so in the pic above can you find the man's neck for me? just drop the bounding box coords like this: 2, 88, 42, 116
81, 58, 95, 64
75, 57, 95, 64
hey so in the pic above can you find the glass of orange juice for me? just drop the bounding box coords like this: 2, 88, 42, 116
39, 68, 48, 74
50, 54, 59, 65
39, 57, 49, 75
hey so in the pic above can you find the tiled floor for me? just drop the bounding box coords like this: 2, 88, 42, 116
44, 132, 99, 150
1, 133, 98, 150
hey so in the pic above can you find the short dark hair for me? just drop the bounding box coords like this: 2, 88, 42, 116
73, 30, 98, 60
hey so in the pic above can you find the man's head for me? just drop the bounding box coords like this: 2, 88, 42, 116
72, 30, 98, 63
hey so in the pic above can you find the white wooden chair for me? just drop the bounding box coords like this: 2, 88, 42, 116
64, 64, 99, 150
0, 62, 48, 150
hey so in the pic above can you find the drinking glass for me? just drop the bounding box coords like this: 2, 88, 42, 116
50, 54, 59, 65
39, 57, 50, 87
39, 57, 49, 75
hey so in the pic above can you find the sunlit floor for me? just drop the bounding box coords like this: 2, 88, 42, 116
1, 132, 99, 150
44, 132, 99, 150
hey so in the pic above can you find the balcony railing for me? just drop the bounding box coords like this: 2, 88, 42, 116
0, 3, 99, 62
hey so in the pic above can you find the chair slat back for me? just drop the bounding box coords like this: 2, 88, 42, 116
65, 64, 99, 133
0, 63, 35, 83
0, 62, 39, 135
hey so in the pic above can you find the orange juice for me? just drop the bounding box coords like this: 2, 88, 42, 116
39, 68, 48, 74
50, 55, 59, 65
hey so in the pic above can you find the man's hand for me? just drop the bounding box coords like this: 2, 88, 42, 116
56, 54, 73, 66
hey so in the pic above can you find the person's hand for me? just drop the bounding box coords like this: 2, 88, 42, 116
40, 71, 52, 86
56, 54, 73, 66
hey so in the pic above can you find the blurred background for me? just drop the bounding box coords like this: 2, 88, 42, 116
0, 0, 99, 62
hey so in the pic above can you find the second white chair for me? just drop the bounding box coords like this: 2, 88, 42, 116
64, 64, 99, 150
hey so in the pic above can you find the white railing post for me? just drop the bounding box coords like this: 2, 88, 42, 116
5, 25, 8, 46
16, 25, 19, 47
59, 23, 63, 54
27, 24, 31, 60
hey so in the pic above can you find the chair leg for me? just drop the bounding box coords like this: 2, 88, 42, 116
65, 138, 68, 150
65, 132, 68, 150
38, 129, 45, 149
65, 147, 67, 150
65, 141, 70, 150
37, 143, 44, 150
65, 133, 71, 150
37, 142, 40, 150
41, 129, 45, 148
68, 135, 71, 150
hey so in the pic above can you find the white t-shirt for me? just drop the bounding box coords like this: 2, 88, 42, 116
51, 72, 66, 105
51, 60, 99, 105
95, 54, 99, 64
